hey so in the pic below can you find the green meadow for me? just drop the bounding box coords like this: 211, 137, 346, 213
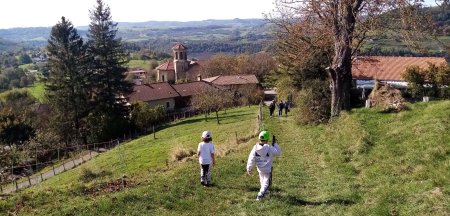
0, 102, 449, 215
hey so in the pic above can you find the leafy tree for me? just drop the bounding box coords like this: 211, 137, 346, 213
191, 88, 233, 124
130, 102, 166, 131
403, 63, 450, 99
18, 53, 32, 64
404, 66, 425, 98
271, 0, 432, 117
0, 90, 36, 147
86, 0, 133, 141
46, 16, 90, 145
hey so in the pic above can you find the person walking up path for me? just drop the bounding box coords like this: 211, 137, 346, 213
278, 101, 284, 117
269, 100, 275, 117
246, 131, 281, 200
284, 100, 290, 117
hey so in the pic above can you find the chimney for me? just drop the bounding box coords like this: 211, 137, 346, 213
197, 74, 202, 81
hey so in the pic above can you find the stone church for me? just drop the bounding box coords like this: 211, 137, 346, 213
155, 43, 203, 83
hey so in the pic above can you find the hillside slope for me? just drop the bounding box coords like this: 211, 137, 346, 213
0, 102, 449, 215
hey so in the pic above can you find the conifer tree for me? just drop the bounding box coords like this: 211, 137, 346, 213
86, 0, 132, 140
46, 17, 89, 145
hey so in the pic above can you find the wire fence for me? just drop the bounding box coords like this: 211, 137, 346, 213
0, 106, 261, 195
0, 139, 122, 194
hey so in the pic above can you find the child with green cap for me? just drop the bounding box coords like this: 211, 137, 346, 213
246, 130, 282, 200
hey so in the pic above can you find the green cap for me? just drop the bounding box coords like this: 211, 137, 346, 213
259, 131, 270, 141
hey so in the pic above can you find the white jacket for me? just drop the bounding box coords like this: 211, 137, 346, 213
247, 143, 281, 173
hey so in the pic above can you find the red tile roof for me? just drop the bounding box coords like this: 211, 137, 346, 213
172, 81, 218, 97
127, 69, 146, 74
352, 56, 447, 81
155, 60, 174, 71
172, 43, 188, 50
129, 82, 180, 102
202, 75, 259, 85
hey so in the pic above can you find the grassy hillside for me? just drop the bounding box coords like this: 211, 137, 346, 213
26, 82, 45, 102
1, 102, 449, 215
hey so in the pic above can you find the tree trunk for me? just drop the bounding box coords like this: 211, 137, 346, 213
215, 111, 220, 124
328, 1, 361, 117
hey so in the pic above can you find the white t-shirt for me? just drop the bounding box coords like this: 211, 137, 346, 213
197, 142, 215, 165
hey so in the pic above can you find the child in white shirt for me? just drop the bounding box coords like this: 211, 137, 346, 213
197, 131, 215, 186
247, 130, 281, 200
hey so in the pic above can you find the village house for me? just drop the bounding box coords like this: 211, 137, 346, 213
128, 82, 179, 111
352, 56, 447, 91
202, 74, 260, 88
128, 81, 219, 111
155, 43, 204, 83
135, 43, 263, 110
126, 68, 147, 85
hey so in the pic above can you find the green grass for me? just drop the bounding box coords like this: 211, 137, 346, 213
18, 64, 35, 70
1, 102, 449, 215
0, 82, 45, 103
26, 82, 45, 102
127, 60, 152, 70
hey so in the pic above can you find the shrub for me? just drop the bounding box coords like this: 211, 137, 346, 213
294, 79, 331, 124
369, 81, 407, 112
79, 167, 111, 183
171, 147, 196, 162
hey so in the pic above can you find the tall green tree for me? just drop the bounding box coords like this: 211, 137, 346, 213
86, 0, 132, 141
46, 16, 89, 145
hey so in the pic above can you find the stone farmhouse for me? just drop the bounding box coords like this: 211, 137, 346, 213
129, 43, 261, 111
128, 81, 219, 111
351, 56, 447, 101
352, 56, 447, 89
155, 43, 204, 83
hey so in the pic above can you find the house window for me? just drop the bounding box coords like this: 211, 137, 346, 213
175, 52, 178, 59
179, 52, 183, 60
166, 102, 170, 108
162, 75, 165, 82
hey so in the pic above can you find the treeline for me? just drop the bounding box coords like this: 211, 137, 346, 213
0, 0, 136, 180
125, 39, 268, 56
360, 46, 447, 57
0, 68, 35, 91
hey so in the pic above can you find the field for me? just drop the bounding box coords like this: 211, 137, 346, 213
0, 101, 449, 215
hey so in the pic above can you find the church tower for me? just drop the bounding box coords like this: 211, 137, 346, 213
172, 43, 189, 82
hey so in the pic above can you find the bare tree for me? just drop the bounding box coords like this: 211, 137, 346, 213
191, 88, 234, 124
270, 0, 432, 117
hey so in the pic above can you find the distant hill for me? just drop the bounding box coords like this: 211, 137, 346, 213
0, 37, 24, 51
0, 19, 271, 54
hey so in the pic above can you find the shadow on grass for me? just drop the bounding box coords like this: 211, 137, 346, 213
281, 195, 355, 206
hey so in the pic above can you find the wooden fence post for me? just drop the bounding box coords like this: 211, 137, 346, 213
27, 175, 31, 187
235, 131, 238, 145
52, 165, 56, 175
153, 125, 156, 139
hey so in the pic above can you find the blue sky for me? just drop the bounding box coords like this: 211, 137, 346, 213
0, 0, 437, 29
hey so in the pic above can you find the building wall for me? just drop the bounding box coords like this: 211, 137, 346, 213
157, 70, 175, 82
174, 59, 189, 81
146, 98, 176, 111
